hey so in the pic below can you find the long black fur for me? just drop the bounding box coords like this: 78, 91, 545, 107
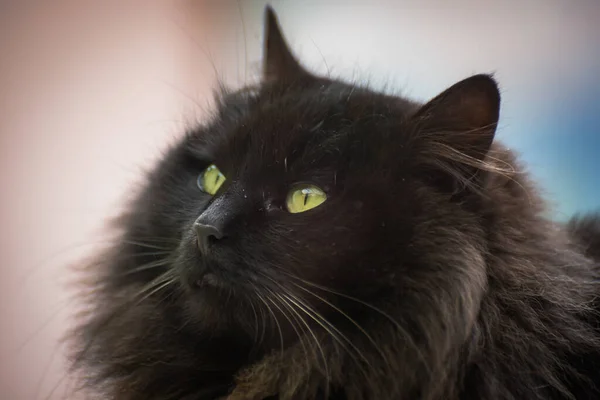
71, 6, 600, 400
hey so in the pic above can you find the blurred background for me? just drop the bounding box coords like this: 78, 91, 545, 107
0, 1, 598, 398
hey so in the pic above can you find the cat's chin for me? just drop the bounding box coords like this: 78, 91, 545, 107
181, 277, 265, 337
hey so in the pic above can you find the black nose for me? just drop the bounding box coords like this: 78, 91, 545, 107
194, 222, 224, 252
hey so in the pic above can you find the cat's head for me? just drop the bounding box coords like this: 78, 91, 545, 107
124, 6, 500, 347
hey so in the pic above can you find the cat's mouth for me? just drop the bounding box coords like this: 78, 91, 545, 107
196, 272, 227, 289
178, 240, 252, 295
191, 258, 249, 293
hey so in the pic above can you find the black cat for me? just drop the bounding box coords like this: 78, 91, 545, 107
71, 6, 600, 400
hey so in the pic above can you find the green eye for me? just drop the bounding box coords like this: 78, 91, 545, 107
198, 164, 226, 195
286, 184, 327, 214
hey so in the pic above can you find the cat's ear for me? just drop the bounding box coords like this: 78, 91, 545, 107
412, 74, 500, 162
263, 6, 308, 82
411, 74, 501, 193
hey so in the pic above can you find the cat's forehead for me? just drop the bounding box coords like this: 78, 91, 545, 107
189, 81, 416, 176
244, 88, 373, 167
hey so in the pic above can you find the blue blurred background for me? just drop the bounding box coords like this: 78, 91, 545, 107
510, 75, 600, 220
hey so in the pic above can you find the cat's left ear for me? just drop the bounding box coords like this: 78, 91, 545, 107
412, 74, 500, 162
263, 6, 309, 82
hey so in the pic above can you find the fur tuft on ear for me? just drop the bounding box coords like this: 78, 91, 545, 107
263, 6, 308, 82
411, 74, 503, 192
414, 74, 500, 161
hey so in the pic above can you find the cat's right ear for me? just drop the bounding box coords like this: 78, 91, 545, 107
410, 74, 501, 193
263, 6, 309, 82
412, 74, 500, 162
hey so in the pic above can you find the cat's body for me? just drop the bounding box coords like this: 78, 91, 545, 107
72, 7, 600, 400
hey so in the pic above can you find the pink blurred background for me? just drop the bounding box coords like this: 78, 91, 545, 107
1, 1, 598, 399
0, 2, 229, 398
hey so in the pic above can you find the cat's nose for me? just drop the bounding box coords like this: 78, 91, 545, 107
194, 222, 224, 252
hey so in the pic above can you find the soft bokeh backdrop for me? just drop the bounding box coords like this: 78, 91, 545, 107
1, 1, 598, 399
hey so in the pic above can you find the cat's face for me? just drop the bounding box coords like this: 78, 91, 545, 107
175, 83, 415, 307
125, 9, 500, 342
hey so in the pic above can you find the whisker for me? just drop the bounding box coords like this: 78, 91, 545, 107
123, 236, 180, 244
15, 298, 72, 354
258, 286, 314, 399
257, 296, 267, 347
116, 250, 173, 258
34, 340, 63, 400
22, 235, 176, 275
264, 294, 285, 355
248, 296, 260, 346
133, 272, 178, 306
42, 370, 70, 400
292, 281, 390, 366
258, 273, 362, 359
287, 274, 431, 376
252, 286, 284, 355
278, 289, 369, 370
262, 266, 430, 376
267, 288, 331, 389
310, 37, 330, 77
116, 258, 172, 277
71, 269, 179, 384
17, 239, 169, 285
120, 240, 174, 250
256, 271, 374, 388
236, 0, 248, 85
